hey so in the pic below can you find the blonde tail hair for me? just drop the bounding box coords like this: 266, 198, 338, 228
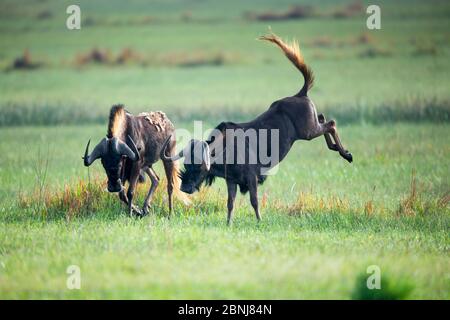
171, 160, 191, 205
259, 30, 314, 96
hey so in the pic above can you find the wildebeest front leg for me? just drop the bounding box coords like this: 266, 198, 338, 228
142, 167, 159, 216
127, 169, 142, 217
226, 181, 237, 226
248, 177, 261, 222
119, 187, 142, 216
118, 190, 129, 205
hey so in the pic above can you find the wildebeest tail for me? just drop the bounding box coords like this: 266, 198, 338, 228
171, 160, 191, 205
259, 31, 314, 97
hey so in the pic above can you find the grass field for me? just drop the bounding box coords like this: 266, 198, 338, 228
0, 0, 449, 299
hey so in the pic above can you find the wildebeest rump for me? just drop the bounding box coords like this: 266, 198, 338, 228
83, 105, 189, 217
161, 31, 353, 225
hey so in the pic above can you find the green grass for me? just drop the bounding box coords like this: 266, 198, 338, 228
0, 123, 448, 299
0, 0, 449, 299
0, 206, 448, 299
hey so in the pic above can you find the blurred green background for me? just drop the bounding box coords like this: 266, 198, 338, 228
0, 0, 448, 299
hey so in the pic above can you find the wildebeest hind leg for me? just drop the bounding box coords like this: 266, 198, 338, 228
162, 160, 174, 216
318, 114, 338, 151
142, 167, 159, 216
325, 120, 353, 163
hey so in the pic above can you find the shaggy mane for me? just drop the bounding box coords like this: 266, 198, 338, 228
107, 105, 126, 138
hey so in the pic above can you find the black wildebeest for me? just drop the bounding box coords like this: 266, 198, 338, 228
161, 32, 353, 225
83, 105, 189, 216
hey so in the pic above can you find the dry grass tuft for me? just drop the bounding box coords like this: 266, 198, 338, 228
397, 171, 420, 216
161, 51, 230, 67
412, 44, 438, 56
73, 48, 234, 68
245, 5, 314, 21
115, 47, 143, 65
17, 172, 449, 221
359, 46, 393, 58
437, 193, 450, 208
18, 179, 113, 219
310, 36, 333, 48
189, 187, 224, 214
261, 192, 269, 209
36, 10, 53, 20
364, 200, 374, 215
75, 48, 113, 66
282, 192, 351, 216
397, 171, 449, 216
310, 32, 374, 50
10, 49, 42, 70
354, 32, 374, 45
332, 0, 364, 19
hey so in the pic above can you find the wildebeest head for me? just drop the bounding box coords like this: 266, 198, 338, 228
161, 137, 210, 194
83, 135, 140, 193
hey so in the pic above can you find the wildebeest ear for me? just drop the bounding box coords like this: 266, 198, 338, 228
202, 141, 211, 171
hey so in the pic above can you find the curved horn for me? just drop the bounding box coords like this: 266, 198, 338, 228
83, 138, 107, 166
202, 141, 211, 171
160, 135, 185, 161
126, 135, 140, 161
113, 136, 139, 161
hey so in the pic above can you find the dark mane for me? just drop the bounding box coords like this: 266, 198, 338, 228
205, 174, 216, 186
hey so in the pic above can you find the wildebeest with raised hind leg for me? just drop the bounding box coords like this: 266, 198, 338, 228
161, 31, 353, 225
83, 105, 189, 217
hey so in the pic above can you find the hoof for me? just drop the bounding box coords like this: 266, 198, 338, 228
130, 205, 144, 218
142, 206, 150, 217
137, 211, 148, 219
341, 152, 353, 163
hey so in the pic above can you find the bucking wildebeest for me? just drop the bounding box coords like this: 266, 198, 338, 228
161, 32, 353, 225
83, 105, 189, 217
